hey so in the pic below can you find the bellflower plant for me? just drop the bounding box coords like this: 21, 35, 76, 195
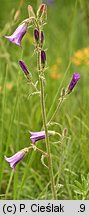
4, 3, 80, 200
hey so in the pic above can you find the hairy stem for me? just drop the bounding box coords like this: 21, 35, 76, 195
36, 30, 57, 199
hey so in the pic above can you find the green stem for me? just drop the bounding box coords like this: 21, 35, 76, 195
37, 33, 56, 199
48, 97, 64, 126
5, 170, 14, 199
48, 88, 68, 126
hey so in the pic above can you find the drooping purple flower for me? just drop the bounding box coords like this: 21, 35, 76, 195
4, 148, 28, 170
41, 50, 46, 67
5, 23, 28, 47
19, 60, 29, 76
29, 131, 46, 144
68, 72, 80, 93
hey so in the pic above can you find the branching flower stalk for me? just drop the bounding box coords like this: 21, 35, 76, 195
35, 5, 57, 199
48, 88, 66, 126
48, 72, 80, 125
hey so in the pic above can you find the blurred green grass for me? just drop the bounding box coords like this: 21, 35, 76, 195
0, 0, 89, 199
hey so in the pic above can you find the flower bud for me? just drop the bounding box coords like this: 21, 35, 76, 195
67, 72, 80, 94
19, 60, 29, 76
37, 4, 47, 23
41, 31, 44, 45
19, 60, 32, 81
34, 28, 39, 43
28, 5, 35, 18
37, 4, 46, 17
41, 50, 46, 67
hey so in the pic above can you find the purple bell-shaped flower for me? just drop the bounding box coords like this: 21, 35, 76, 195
5, 23, 28, 47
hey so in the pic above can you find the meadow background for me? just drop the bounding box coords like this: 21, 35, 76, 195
0, 0, 89, 200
